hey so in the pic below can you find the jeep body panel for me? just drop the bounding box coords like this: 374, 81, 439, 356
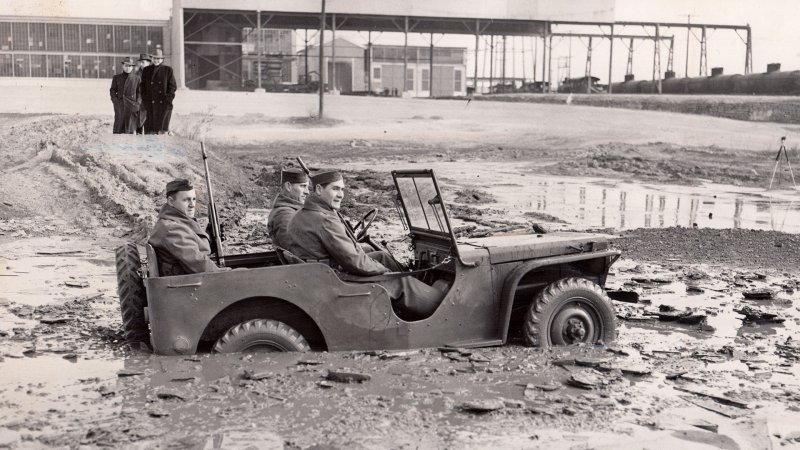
461, 233, 613, 264
145, 248, 504, 355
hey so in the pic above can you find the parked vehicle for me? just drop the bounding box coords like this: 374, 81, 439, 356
115, 169, 620, 355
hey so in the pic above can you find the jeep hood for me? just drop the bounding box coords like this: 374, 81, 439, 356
458, 232, 615, 264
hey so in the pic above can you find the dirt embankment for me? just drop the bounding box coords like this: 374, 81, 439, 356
479, 93, 800, 124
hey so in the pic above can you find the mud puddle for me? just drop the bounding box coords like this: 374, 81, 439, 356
342, 161, 800, 233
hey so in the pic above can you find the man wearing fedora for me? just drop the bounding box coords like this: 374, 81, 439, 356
267, 168, 309, 251
135, 53, 152, 134
141, 48, 177, 135
109, 56, 142, 134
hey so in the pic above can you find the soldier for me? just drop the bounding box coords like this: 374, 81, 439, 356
267, 168, 309, 250
109, 57, 141, 134
135, 53, 152, 134
141, 48, 177, 135
288, 171, 445, 320
148, 179, 226, 276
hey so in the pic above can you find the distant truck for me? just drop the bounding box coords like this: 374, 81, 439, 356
115, 169, 620, 355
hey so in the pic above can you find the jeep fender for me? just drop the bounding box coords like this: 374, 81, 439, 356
497, 249, 621, 343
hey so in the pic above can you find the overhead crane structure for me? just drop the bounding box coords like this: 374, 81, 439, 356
171, 1, 752, 116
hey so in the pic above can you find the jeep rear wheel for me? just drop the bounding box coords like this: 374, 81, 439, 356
213, 319, 310, 353
115, 243, 150, 346
524, 277, 616, 347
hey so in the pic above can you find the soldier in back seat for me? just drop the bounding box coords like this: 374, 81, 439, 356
148, 179, 226, 276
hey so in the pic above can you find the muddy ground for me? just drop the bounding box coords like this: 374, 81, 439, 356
1, 103, 800, 449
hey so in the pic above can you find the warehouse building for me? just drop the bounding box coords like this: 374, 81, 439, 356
0, 0, 615, 94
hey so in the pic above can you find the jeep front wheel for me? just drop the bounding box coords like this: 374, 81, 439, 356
213, 319, 310, 353
523, 277, 616, 347
115, 243, 150, 346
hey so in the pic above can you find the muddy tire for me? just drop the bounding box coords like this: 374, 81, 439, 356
213, 319, 310, 353
523, 277, 616, 347
115, 243, 149, 346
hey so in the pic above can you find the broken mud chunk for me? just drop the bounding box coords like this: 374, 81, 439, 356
40, 316, 70, 325
690, 419, 719, 433
742, 288, 774, 300
325, 370, 371, 383
734, 306, 785, 324
117, 369, 144, 377
524, 383, 561, 394
62, 353, 78, 361
64, 280, 89, 288
147, 409, 170, 418
317, 380, 334, 389
575, 357, 611, 368
677, 313, 707, 325
458, 399, 505, 413
156, 391, 186, 401
296, 359, 323, 366
686, 285, 705, 294
241, 370, 274, 381
606, 290, 640, 303
567, 370, 603, 390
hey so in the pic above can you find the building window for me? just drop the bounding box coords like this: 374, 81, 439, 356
12, 22, 29, 50
113, 25, 130, 53
454, 69, 462, 92
421, 68, 429, 91
373, 66, 380, 79
64, 24, 80, 52
30, 54, 46, 77
0, 23, 11, 51
47, 55, 64, 77
405, 68, 413, 91
46, 23, 62, 51
80, 24, 96, 52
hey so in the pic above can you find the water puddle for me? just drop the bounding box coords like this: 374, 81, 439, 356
343, 161, 800, 233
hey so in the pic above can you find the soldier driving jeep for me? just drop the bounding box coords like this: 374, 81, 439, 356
287, 170, 445, 320
148, 179, 226, 276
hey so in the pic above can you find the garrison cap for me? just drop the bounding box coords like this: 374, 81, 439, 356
281, 168, 308, 184
138, 53, 152, 62
165, 179, 193, 197
310, 170, 343, 186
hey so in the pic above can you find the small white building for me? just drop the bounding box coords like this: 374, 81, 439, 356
297, 39, 466, 97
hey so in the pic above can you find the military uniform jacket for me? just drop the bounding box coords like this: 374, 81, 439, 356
288, 195, 388, 276
148, 204, 221, 276
141, 64, 177, 106
267, 192, 303, 250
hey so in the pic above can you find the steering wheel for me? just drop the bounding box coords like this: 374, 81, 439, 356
352, 209, 378, 242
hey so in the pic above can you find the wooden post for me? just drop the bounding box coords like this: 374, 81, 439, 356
318, 0, 325, 118
607, 24, 614, 93
473, 19, 479, 94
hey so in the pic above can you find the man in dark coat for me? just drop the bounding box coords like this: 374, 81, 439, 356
141, 48, 177, 134
109, 57, 142, 134
267, 168, 309, 250
288, 171, 445, 320
134, 53, 152, 134
148, 179, 225, 276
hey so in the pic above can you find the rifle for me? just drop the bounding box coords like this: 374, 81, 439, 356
201, 141, 225, 267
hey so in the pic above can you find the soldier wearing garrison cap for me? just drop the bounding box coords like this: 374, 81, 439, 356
289, 170, 445, 320
267, 168, 309, 250
148, 179, 225, 276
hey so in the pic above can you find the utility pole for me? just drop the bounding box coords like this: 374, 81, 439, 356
745, 24, 753, 74
367, 30, 372, 93
256, 10, 262, 90
607, 24, 614, 93
501, 35, 507, 87
685, 15, 690, 78
318, 0, 325, 119
489, 35, 494, 92
699, 25, 707, 76
429, 32, 434, 97
585, 36, 592, 93
304, 29, 309, 84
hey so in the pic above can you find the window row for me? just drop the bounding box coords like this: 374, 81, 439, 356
0, 22, 163, 54
0, 54, 129, 78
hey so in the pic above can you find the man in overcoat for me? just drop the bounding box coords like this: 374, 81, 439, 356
267, 168, 309, 250
134, 53, 152, 134
288, 171, 445, 320
109, 57, 142, 134
141, 48, 177, 134
148, 179, 225, 276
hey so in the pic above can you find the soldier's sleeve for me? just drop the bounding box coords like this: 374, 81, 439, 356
320, 215, 388, 276
269, 208, 296, 249
166, 67, 177, 103
160, 221, 221, 274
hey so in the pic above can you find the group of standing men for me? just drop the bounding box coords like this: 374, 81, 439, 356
110, 49, 177, 135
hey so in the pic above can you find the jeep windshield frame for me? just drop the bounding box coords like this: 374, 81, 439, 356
392, 169, 475, 266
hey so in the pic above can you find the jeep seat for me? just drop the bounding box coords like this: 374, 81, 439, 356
275, 247, 305, 265
145, 244, 160, 277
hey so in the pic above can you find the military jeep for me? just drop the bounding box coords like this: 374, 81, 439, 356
115, 169, 620, 355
